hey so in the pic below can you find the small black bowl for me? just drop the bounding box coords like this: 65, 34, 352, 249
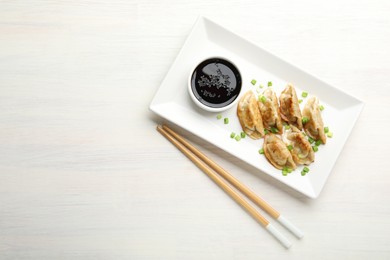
188, 57, 242, 112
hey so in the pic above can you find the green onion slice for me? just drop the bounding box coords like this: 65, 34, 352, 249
259, 95, 267, 103
270, 127, 278, 133
324, 127, 329, 133
302, 117, 309, 124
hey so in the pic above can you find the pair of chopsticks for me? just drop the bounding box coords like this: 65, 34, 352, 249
157, 124, 303, 249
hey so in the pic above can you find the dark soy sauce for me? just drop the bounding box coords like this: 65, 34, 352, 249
190, 58, 241, 109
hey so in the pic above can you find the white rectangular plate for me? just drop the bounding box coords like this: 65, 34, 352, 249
150, 16, 364, 198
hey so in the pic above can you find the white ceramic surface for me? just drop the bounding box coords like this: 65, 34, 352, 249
150, 16, 364, 198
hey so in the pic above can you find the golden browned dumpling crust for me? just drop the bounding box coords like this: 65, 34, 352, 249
302, 96, 326, 144
237, 91, 265, 139
263, 134, 296, 170
258, 89, 283, 134
279, 84, 303, 130
283, 125, 315, 165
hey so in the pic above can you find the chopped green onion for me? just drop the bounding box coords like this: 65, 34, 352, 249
302, 132, 307, 136
270, 127, 278, 133
224, 118, 229, 124
298, 153, 305, 159
324, 127, 329, 133
327, 132, 333, 138
268, 81, 272, 87
287, 145, 293, 151
216, 114, 222, 120
298, 99, 303, 104
258, 148, 264, 154
308, 137, 314, 144
235, 135, 241, 141
301, 167, 310, 176
264, 129, 269, 135
230, 132, 236, 138
312, 146, 318, 152
241, 132, 246, 138
319, 105, 325, 111
259, 95, 267, 103
282, 166, 292, 175
251, 79, 257, 85
285, 125, 291, 130
302, 117, 309, 124
315, 140, 322, 146
302, 91, 308, 98
259, 84, 264, 89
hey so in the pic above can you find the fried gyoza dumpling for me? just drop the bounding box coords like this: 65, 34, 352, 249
258, 89, 283, 134
283, 125, 314, 165
237, 91, 265, 139
279, 84, 303, 130
263, 134, 296, 170
302, 96, 326, 144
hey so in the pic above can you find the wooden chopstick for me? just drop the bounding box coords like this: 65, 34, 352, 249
161, 125, 303, 239
157, 125, 293, 249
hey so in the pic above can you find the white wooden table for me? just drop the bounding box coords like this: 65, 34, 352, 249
1, 0, 390, 259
